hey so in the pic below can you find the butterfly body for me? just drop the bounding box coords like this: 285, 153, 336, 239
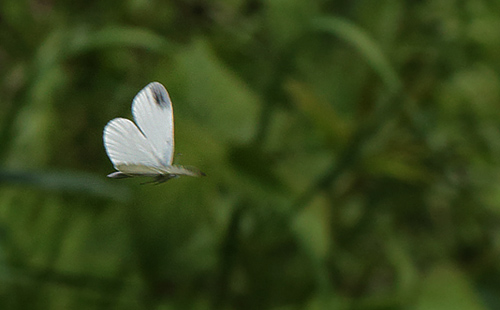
103, 82, 204, 183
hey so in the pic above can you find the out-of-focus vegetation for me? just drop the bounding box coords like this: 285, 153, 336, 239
1, 0, 500, 309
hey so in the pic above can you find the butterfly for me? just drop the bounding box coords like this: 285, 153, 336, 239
103, 82, 205, 184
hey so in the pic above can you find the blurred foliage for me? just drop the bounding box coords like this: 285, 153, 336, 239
1, 0, 500, 309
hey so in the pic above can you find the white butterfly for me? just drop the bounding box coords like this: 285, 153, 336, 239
103, 82, 205, 184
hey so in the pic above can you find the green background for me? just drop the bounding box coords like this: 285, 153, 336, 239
1, 0, 500, 309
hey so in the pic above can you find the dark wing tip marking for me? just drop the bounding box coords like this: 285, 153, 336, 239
147, 82, 170, 108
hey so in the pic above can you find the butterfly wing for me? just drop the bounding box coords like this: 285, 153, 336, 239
104, 82, 204, 181
132, 82, 174, 166
103, 118, 163, 175
159, 165, 206, 177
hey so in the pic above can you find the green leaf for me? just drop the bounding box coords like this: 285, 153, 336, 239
167, 39, 260, 143
415, 264, 487, 310
312, 16, 401, 93
285, 79, 352, 146
67, 26, 174, 56
0, 170, 130, 202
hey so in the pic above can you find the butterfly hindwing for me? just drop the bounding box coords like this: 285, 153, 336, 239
103, 118, 162, 171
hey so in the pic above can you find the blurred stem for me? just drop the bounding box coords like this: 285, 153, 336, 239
0, 88, 28, 162
253, 47, 294, 148
254, 101, 274, 147
211, 200, 247, 309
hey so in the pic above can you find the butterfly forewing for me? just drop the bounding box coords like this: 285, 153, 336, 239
132, 82, 174, 166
